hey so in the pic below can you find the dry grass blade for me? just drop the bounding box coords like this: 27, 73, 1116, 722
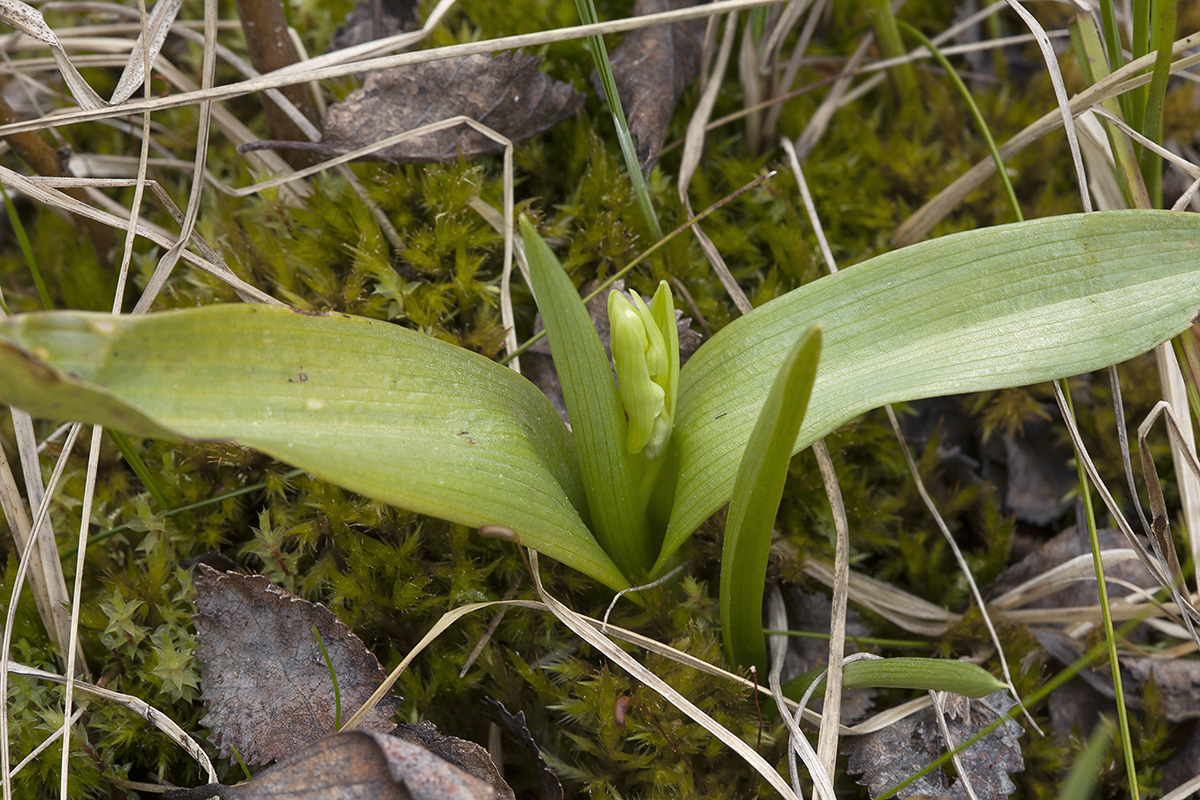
1136, 401, 1200, 649
0, 166, 279, 303
1002, 0, 1090, 213
5, 411, 80, 670
0, 0, 104, 108
811, 440, 849, 779
678, 10, 752, 314
1052, 382, 1200, 627
884, 405, 1039, 734
1, 423, 82, 800
0, 0, 787, 137
5, 660, 216, 782
894, 33, 1200, 245
110, 0, 182, 104
766, 587, 837, 800
803, 557, 960, 636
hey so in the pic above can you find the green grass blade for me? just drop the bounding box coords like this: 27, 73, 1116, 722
521, 217, 654, 578
1058, 719, 1113, 800
573, 0, 664, 243
0, 183, 52, 311
720, 325, 821, 670
656, 210, 1200, 570
0, 304, 629, 590
782, 657, 1005, 700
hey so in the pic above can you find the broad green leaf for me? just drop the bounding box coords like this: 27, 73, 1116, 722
522, 218, 655, 577
0, 304, 629, 590
782, 657, 1006, 699
721, 325, 821, 670
659, 210, 1200, 570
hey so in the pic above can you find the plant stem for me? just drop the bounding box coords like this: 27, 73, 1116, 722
897, 21, 1020, 222
234, 0, 320, 168
574, 0, 665, 244
1061, 379, 1140, 800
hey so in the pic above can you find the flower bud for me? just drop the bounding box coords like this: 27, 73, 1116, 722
608, 281, 679, 459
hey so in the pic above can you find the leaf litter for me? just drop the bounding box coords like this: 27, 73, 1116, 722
319, 52, 584, 163
193, 565, 400, 764
598, 0, 707, 172
191, 566, 515, 798
844, 690, 1024, 800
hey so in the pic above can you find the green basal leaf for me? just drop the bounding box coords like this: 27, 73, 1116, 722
656, 210, 1200, 571
522, 218, 655, 578
0, 304, 630, 590
721, 325, 821, 670
782, 657, 1006, 699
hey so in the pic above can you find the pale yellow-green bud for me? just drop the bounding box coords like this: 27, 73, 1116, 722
608, 281, 679, 459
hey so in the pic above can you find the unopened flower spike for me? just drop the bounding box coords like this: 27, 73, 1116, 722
608, 281, 679, 460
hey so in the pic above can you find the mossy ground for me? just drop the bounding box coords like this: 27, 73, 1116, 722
1, 0, 1199, 797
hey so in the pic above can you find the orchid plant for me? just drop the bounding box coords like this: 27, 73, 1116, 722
1, 210, 1199, 669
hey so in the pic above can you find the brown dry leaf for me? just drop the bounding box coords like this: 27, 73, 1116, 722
781, 587, 875, 723
483, 698, 564, 800
394, 721, 515, 800
845, 690, 1024, 800
987, 527, 1159, 611
321, 52, 583, 163
1034, 627, 1200, 722
331, 0, 419, 51
193, 566, 400, 764
165, 731, 496, 800
599, 0, 707, 172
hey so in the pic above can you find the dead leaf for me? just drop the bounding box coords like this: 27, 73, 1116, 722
164, 731, 496, 800
988, 527, 1159, 615
598, 0, 707, 172
781, 587, 875, 723
331, 0, 419, 51
193, 566, 400, 764
394, 721, 515, 800
321, 52, 584, 163
483, 698, 564, 800
845, 690, 1024, 800
1034, 627, 1200, 722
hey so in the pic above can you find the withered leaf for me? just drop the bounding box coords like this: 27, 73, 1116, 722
193, 566, 401, 764
394, 720, 515, 800
1034, 627, 1200, 722
598, 0, 706, 172
166, 731, 496, 800
780, 587, 875, 723
331, 0, 419, 52
321, 52, 583, 163
987, 527, 1159, 612
845, 691, 1024, 800
483, 698, 564, 800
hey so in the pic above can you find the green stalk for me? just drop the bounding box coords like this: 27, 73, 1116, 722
1061, 379, 1139, 800
312, 625, 341, 730
868, 0, 917, 102
897, 21, 1021, 222
1059, 720, 1114, 800
107, 431, 170, 509
1140, 0, 1176, 207
1096, 0, 1131, 122
574, 0, 665, 243
1069, 14, 1150, 208
1, 183, 53, 311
